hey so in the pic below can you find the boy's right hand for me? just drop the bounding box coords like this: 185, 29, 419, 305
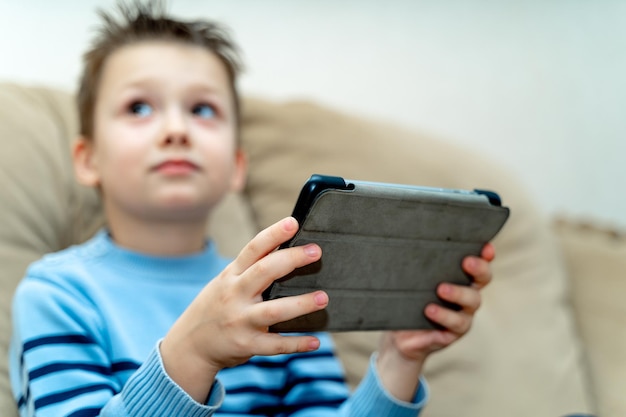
160, 217, 328, 403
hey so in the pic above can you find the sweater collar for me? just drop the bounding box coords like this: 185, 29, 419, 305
81, 229, 230, 282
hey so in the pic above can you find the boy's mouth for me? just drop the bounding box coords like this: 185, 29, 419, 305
152, 159, 200, 175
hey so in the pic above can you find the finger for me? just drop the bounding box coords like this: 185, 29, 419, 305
247, 291, 329, 329
424, 303, 472, 336
481, 242, 496, 262
238, 243, 322, 297
392, 329, 458, 354
462, 256, 492, 289
252, 333, 321, 356
230, 217, 299, 275
437, 283, 481, 313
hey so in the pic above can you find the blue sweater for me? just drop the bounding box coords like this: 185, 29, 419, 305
10, 230, 427, 416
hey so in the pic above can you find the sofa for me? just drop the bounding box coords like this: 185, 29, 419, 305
0, 82, 624, 417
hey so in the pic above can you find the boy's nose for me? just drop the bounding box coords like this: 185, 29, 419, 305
160, 110, 190, 147
162, 134, 190, 147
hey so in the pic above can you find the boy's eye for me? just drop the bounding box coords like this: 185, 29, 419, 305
129, 101, 153, 117
192, 103, 216, 120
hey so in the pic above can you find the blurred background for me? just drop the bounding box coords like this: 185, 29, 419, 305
1, 0, 624, 227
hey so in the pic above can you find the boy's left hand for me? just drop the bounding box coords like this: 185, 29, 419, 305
376, 243, 495, 401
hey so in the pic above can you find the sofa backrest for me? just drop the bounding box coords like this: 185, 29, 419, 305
0, 83, 594, 417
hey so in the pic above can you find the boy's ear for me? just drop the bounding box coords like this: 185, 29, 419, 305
229, 149, 248, 192
73, 137, 100, 187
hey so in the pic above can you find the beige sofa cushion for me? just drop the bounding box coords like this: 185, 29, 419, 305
0, 83, 599, 417
0, 84, 91, 416
0, 83, 255, 416
240, 97, 594, 416
554, 220, 626, 417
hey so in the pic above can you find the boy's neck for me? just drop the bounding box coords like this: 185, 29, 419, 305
106, 213, 210, 256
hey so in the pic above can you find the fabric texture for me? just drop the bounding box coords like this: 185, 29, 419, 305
10, 231, 230, 416
10, 230, 426, 417
554, 220, 626, 417
0, 84, 98, 417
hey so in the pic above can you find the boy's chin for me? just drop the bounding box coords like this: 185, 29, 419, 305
155, 185, 225, 207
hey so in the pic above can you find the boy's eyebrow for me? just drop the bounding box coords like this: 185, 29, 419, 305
187, 84, 228, 96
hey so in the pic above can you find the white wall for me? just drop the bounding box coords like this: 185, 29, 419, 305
1, 0, 624, 227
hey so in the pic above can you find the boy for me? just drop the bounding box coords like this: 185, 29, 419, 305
9, 2, 494, 416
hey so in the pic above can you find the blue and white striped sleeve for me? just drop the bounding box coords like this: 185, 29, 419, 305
344, 353, 428, 417
282, 333, 351, 416
9, 275, 222, 417
283, 333, 427, 417
10, 275, 120, 416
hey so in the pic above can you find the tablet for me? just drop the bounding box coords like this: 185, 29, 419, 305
262, 174, 510, 332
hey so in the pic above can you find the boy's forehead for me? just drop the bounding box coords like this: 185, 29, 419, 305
100, 41, 232, 94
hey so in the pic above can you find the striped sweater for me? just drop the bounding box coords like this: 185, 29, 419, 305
10, 230, 426, 416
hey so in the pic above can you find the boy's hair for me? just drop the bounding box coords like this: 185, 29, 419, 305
77, 0, 243, 139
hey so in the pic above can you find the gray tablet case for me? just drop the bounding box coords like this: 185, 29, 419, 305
263, 175, 510, 332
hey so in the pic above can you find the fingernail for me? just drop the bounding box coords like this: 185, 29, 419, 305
426, 304, 438, 317
303, 244, 320, 257
282, 217, 297, 232
439, 283, 452, 296
314, 291, 328, 306
308, 338, 320, 350
465, 257, 476, 269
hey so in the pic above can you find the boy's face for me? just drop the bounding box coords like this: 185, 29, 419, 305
74, 41, 246, 224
